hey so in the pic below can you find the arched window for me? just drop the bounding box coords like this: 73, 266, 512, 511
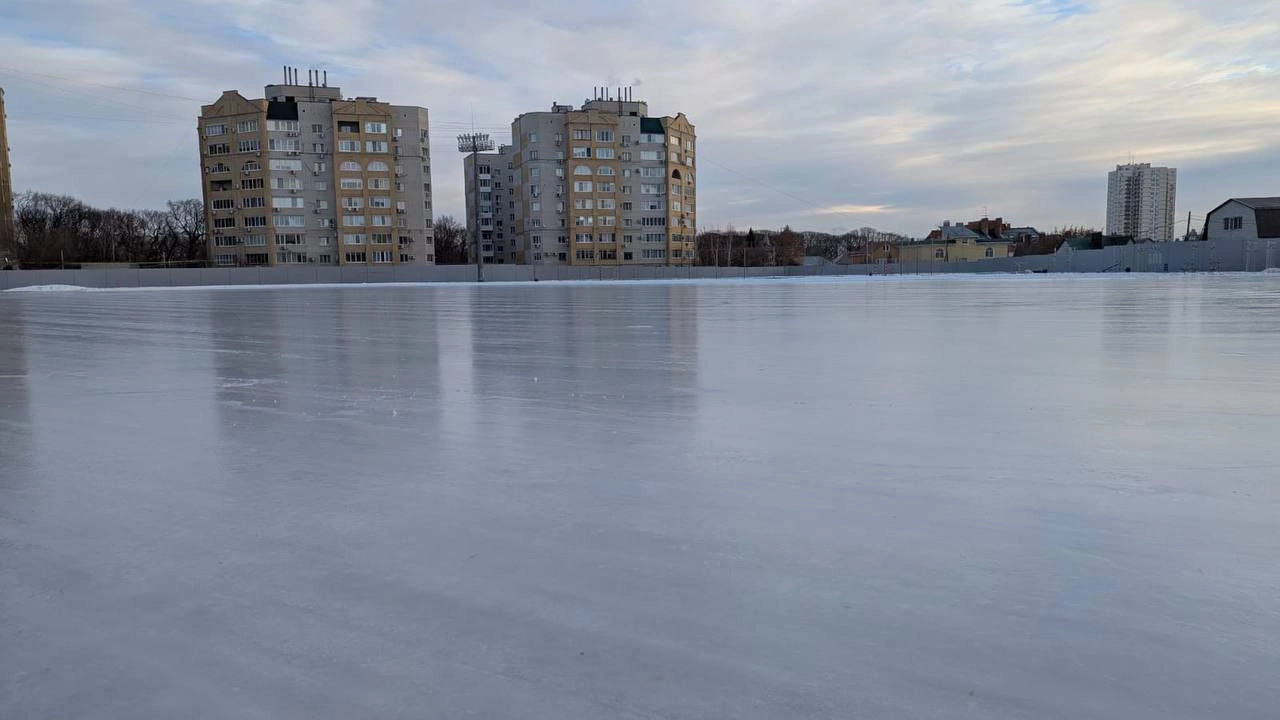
573, 165, 592, 176
340, 161, 361, 172
367, 161, 390, 172
671, 169, 682, 180
597, 166, 615, 176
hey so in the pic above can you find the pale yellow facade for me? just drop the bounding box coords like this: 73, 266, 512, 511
0, 87, 16, 265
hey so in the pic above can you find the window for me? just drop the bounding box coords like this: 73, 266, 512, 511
277, 233, 304, 245
319, 254, 333, 263
340, 161, 361, 172
574, 199, 594, 210
1224, 216, 1244, 230
242, 160, 261, 172
312, 143, 325, 153
573, 165, 593, 176
640, 150, 660, 161
641, 167, 664, 178
643, 233, 665, 243
572, 129, 592, 141
671, 249, 682, 259
370, 197, 391, 208
268, 139, 301, 152
274, 215, 305, 227
273, 196, 305, 209
241, 196, 265, 209
344, 215, 366, 227
345, 251, 367, 262
212, 217, 236, 229
599, 216, 616, 226
531, 201, 542, 212
365, 141, 388, 153
205, 124, 227, 137
671, 152, 681, 162
241, 178, 264, 190
531, 235, 543, 247
597, 166, 616, 176
314, 181, 328, 191
596, 148, 615, 159
365, 122, 387, 134
339, 140, 360, 152
371, 233, 393, 245
574, 181, 593, 193
312, 123, 325, 133
599, 233, 615, 243
338, 121, 359, 133
243, 216, 268, 228
644, 200, 664, 211
237, 119, 259, 133
596, 130, 614, 142
575, 216, 594, 227
935, 248, 945, 259
341, 178, 363, 190
599, 199, 616, 210
270, 159, 302, 171
572, 147, 591, 158
528, 132, 538, 143
211, 198, 234, 210
671, 185, 683, 196
207, 143, 230, 156
344, 234, 366, 245
576, 250, 595, 260
641, 133, 663, 144
555, 167, 564, 178
641, 217, 666, 227
621, 152, 632, 161
642, 248, 667, 259
597, 182, 615, 192
371, 216, 391, 226
368, 178, 390, 190
371, 250, 393, 263
672, 201, 682, 212
272, 177, 302, 190
641, 183, 662, 195
215, 253, 236, 265
267, 120, 298, 132
368, 161, 389, 172
342, 197, 364, 210
530, 167, 541, 178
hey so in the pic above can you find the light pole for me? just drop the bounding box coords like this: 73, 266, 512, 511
458, 132, 495, 283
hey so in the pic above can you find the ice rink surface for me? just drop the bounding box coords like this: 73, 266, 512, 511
2, 274, 1278, 718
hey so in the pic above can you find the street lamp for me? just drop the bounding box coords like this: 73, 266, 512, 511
458, 133, 496, 282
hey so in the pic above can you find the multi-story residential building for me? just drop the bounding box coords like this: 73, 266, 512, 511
198, 69, 434, 267
1106, 163, 1177, 241
473, 90, 696, 266
463, 145, 518, 264
0, 87, 15, 267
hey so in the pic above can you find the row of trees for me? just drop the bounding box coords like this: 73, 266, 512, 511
12, 192, 206, 268
696, 227, 805, 267
9, 192, 913, 269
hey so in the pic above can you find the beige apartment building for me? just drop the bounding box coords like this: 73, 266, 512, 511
198, 70, 434, 267
469, 91, 696, 265
0, 87, 15, 267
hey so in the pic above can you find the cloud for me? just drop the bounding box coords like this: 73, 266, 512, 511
814, 204, 894, 215
1, 0, 1279, 237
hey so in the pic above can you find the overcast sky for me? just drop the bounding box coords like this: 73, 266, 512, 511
2, 0, 1278, 237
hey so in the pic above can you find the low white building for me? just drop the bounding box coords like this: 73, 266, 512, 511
1204, 197, 1280, 243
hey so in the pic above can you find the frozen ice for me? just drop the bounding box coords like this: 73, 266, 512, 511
2, 275, 1279, 719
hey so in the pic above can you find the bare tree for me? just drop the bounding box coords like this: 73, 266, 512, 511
433, 215, 469, 264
